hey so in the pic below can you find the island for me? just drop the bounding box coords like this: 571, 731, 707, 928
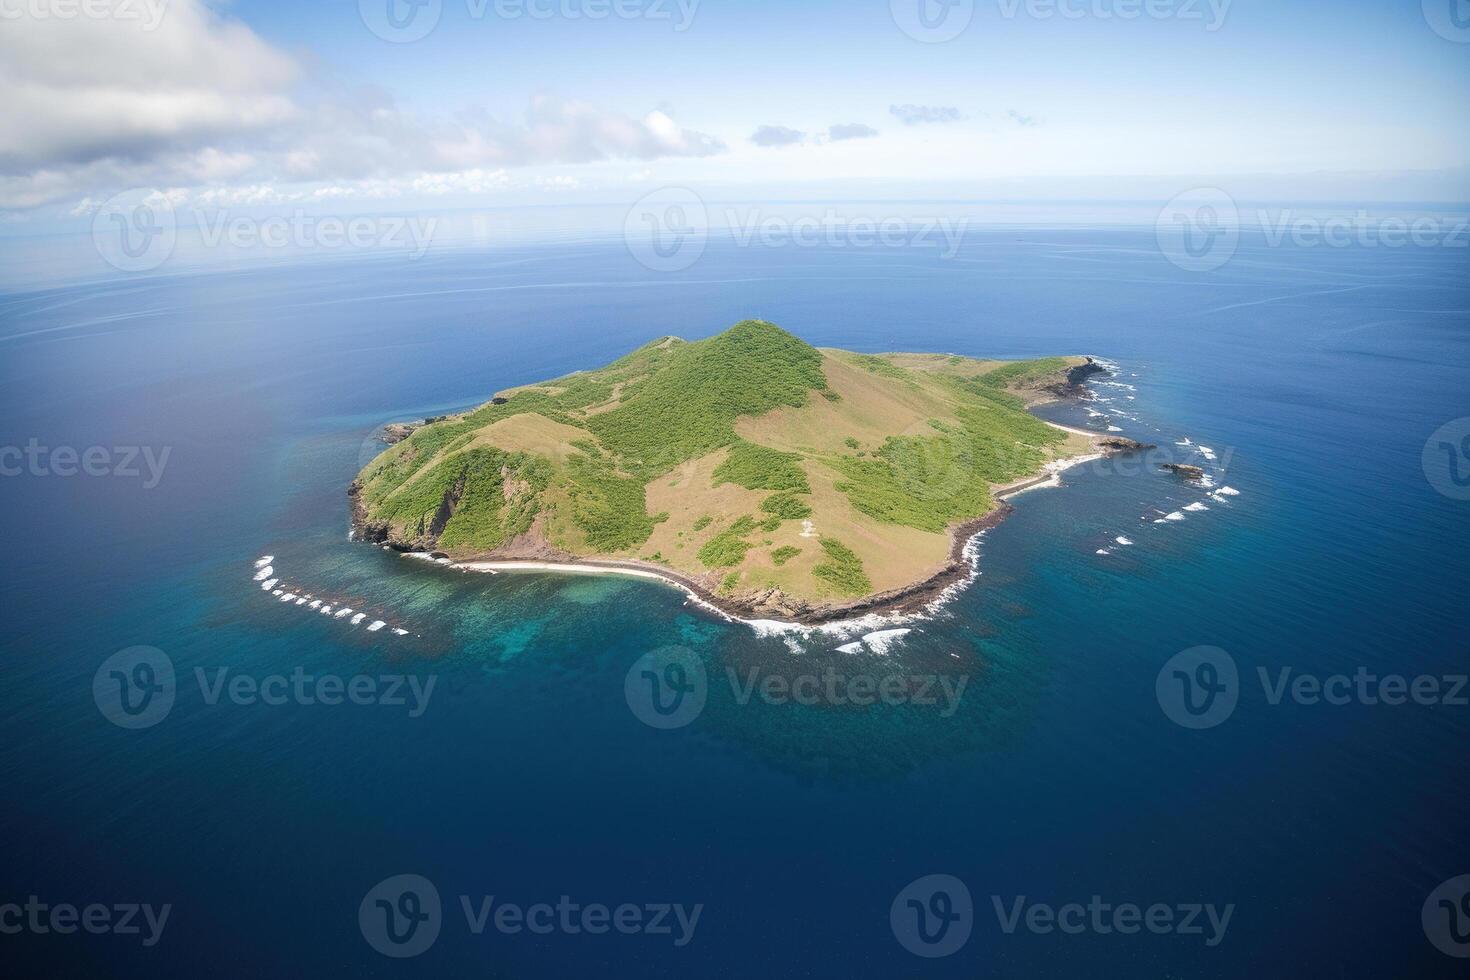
350, 320, 1121, 623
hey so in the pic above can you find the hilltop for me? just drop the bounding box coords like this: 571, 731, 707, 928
350, 320, 1103, 622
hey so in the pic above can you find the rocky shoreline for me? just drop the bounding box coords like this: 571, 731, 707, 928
350, 488, 1016, 627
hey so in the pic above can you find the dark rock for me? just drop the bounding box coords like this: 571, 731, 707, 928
381, 422, 418, 444
1099, 437, 1155, 453
1160, 463, 1205, 480
1065, 356, 1109, 386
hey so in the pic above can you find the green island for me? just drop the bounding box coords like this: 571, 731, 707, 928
350, 320, 1109, 623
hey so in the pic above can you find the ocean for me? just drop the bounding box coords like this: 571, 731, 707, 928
0, 224, 1466, 977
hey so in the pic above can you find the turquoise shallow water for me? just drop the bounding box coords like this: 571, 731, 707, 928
0, 229, 1467, 977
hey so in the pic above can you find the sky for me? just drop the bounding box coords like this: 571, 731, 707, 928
1, 0, 1468, 224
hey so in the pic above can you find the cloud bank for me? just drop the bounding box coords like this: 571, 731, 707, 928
750, 125, 807, 147
889, 104, 963, 126
0, 0, 725, 209
828, 123, 880, 141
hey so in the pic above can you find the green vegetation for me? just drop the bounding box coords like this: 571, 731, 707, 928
372, 446, 551, 551
352, 320, 1084, 607
697, 515, 759, 568
830, 401, 1065, 532
721, 571, 742, 592
760, 491, 812, 520
564, 451, 656, 551
712, 440, 810, 492
851, 353, 913, 384
973, 356, 1069, 390
584, 320, 827, 476
771, 545, 802, 566
812, 538, 872, 596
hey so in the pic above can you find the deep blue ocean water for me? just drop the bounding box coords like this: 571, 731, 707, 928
1, 228, 1466, 977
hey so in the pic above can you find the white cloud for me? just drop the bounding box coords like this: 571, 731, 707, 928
889, 104, 963, 126
0, 1, 725, 209
750, 125, 806, 147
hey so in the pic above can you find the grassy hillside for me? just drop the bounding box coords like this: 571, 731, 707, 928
352, 320, 1091, 603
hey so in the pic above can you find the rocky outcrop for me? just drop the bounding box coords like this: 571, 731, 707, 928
1036, 356, 1110, 402
1099, 436, 1155, 453
1065, 356, 1108, 386
381, 423, 418, 445
1160, 463, 1205, 480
